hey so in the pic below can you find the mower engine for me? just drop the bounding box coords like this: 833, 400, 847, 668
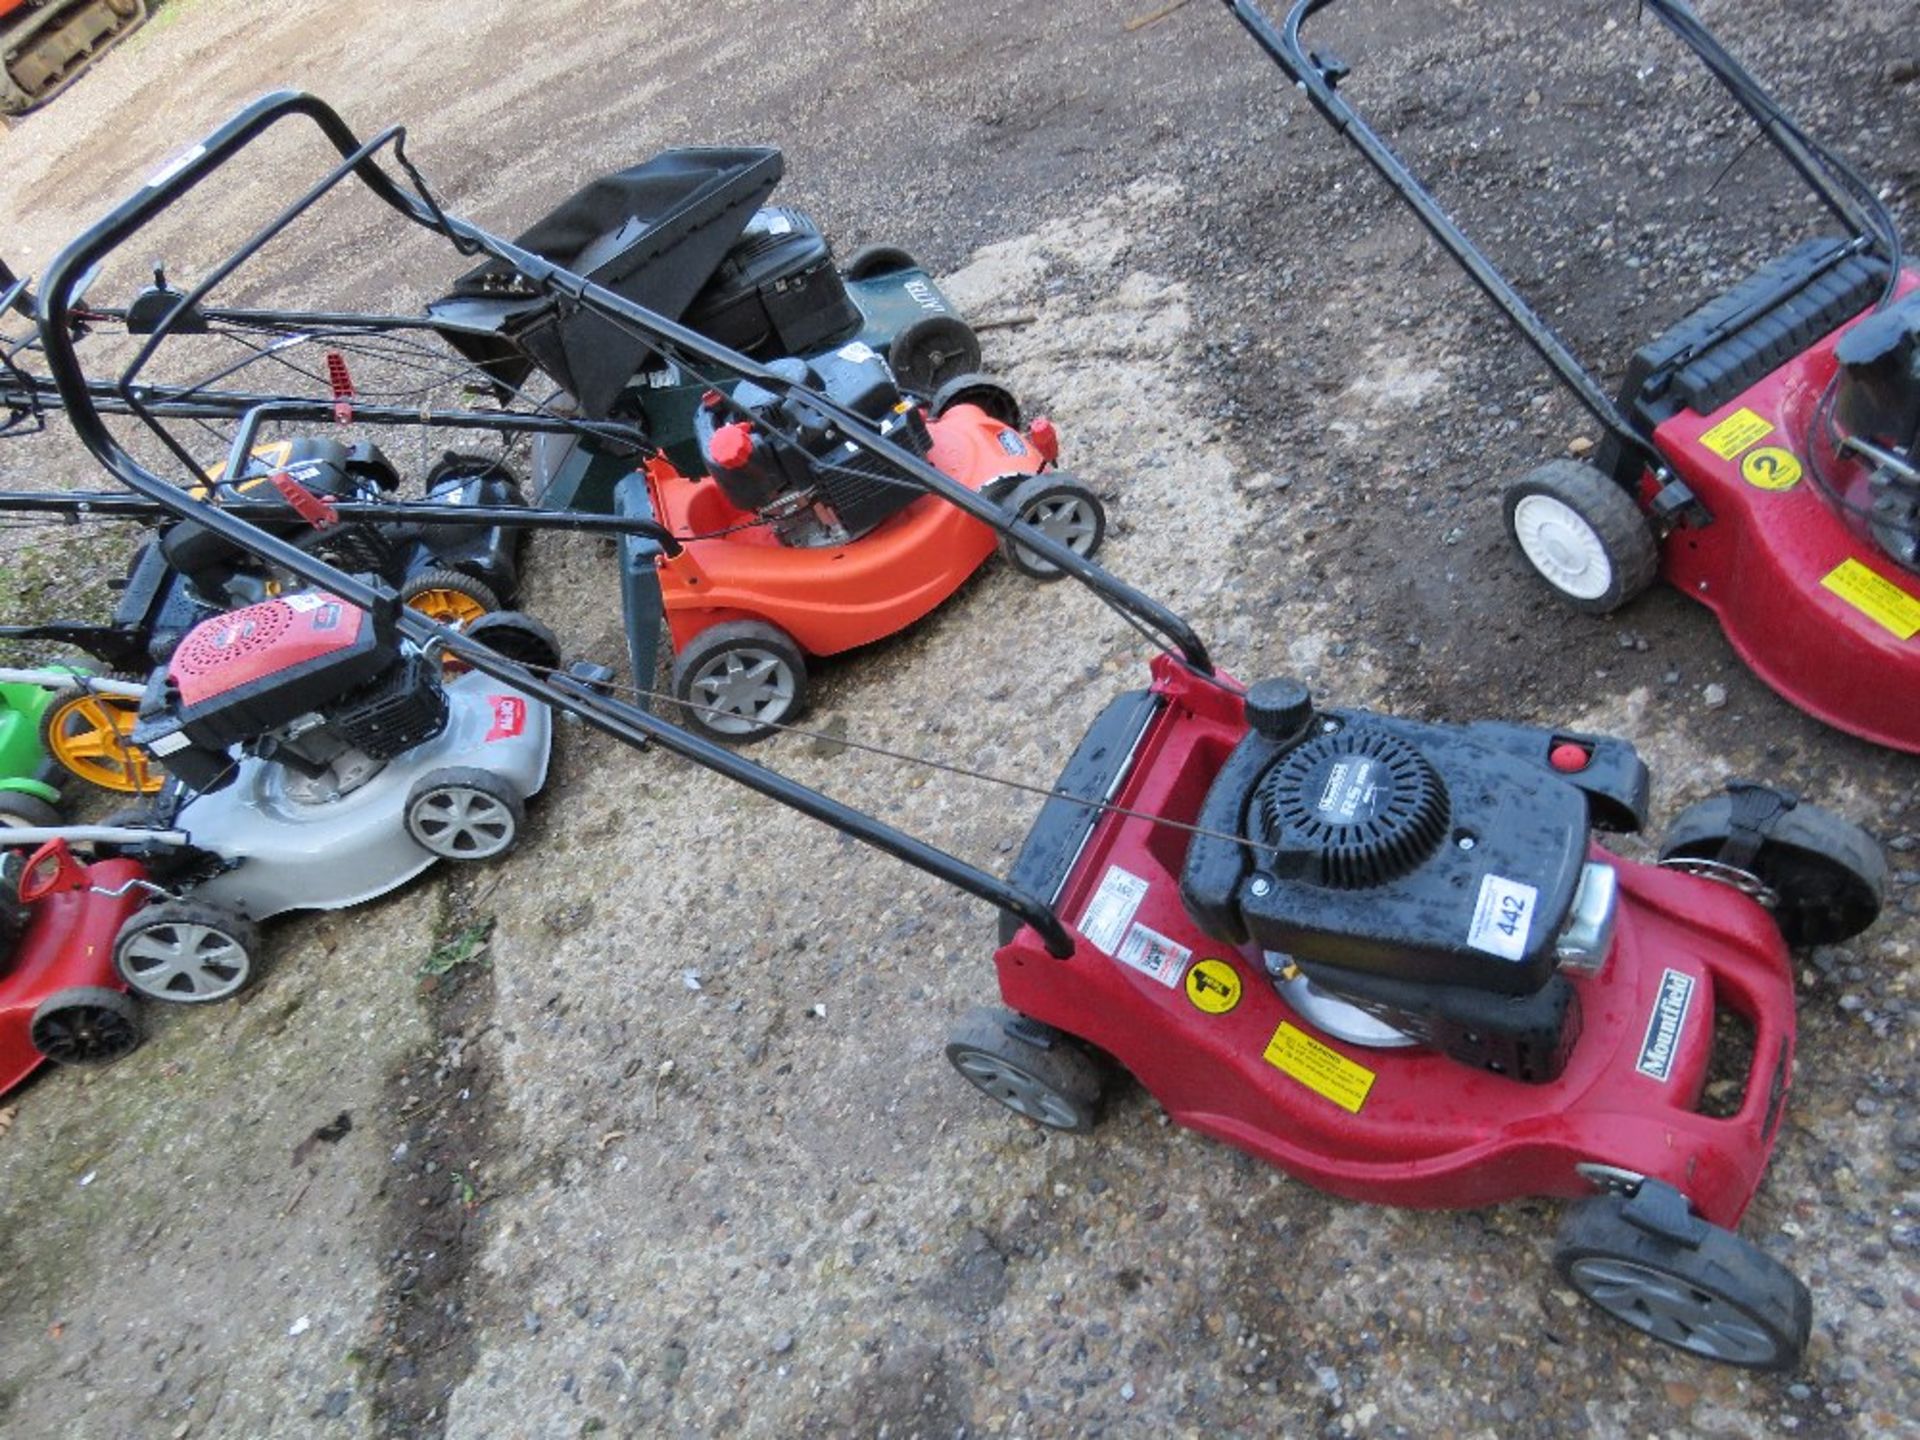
1835, 291, 1920, 573
1182, 680, 1650, 1082
692, 345, 934, 547
132, 592, 447, 799
160, 438, 401, 606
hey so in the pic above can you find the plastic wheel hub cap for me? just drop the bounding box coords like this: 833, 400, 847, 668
953, 1050, 1077, 1128
1569, 1258, 1777, 1365
1513, 495, 1613, 601
122, 924, 248, 1000
691, 651, 794, 733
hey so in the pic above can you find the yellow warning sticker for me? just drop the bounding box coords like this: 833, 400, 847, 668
1739, 446, 1802, 491
1822, 559, 1920, 641
1185, 959, 1243, 1015
1698, 408, 1775, 461
1263, 1022, 1377, 1114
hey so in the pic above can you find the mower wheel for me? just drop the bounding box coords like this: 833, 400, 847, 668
671, 622, 808, 744
406, 768, 525, 861
1659, 792, 1885, 947
400, 567, 502, 630
1554, 1191, 1808, 1370
1001, 473, 1107, 581
929, 372, 1022, 430
114, 900, 259, 1004
889, 315, 983, 396
945, 1007, 1102, 1134
463, 611, 563, 673
30, 987, 141, 1066
844, 244, 920, 281
0, 790, 62, 828
1503, 460, 1659, 614
39, 681, 157, 795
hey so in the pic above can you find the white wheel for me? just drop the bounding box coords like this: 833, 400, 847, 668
1503, 459, 1659, 614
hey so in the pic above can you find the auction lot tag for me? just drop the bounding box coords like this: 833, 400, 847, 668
1467, 873, 1538, 961
1264, 1023, 1376, 1114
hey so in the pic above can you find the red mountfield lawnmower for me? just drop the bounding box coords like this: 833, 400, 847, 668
36, 93, 1887, 1370
1222, 0, 1920, 754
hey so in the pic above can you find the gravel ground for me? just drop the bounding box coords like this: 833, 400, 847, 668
0, 1, 1915, 1437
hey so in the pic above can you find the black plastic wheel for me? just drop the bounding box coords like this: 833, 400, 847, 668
463, 610, 563, 673
1503, 459, 1659, 614
929, 372, 1022, 430
670, 621, 808, 745
1555, 1192, 1810, 1370
999, 472, 1107, 581
30, 987, 141, 1066
0, 790, 61, 829
844, 244, 920, 281
888, 315, 983, 395
399, 567, 502, 629
1660, 791, 1885, 947
114, 899, 260, 1004
405, 767, 525, 861
945, 1007, 1102, 1134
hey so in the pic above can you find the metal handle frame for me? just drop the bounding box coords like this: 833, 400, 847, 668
34, 89, 1205, 958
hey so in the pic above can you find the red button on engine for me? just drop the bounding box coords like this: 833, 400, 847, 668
1549, 742, 1591, 773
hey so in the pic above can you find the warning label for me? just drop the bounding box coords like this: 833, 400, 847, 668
1263, 1023, 1377, 1114
1740, 446, 1803, 491
1185, 959, 1243, 1014
1079, 866, 1149, 955
1698, 408, 1775, 460
1822, 559, 1920, 641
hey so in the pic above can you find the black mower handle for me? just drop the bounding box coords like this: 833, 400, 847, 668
1223, 0, 1891, 460
35, 89, 1083, 960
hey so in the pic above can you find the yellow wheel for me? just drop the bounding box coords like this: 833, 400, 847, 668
400, 568, 501, 629
40, 685, 159, 795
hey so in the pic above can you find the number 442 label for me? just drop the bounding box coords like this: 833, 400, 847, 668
1467, 873, 1539, 961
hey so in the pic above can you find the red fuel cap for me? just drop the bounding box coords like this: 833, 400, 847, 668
1028, 416, 1060, 464
1549, 741, 1591, 773
709, 422, 755, 471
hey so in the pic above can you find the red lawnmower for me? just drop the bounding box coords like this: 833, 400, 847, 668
0, 846, 151, 1096
1223, 0, 1920, 754
36, 93, 1887, 1370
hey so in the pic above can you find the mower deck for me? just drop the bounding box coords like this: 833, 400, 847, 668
1653, 273, 1920, 753
992, 657, 1796, 1227
646, 400, 1046, 658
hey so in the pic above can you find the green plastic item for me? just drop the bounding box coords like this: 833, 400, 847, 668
0, 677, 63, 804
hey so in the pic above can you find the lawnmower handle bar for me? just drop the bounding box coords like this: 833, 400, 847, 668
0, 826, 192, 850
35, 92, 1084, 959
1221, 0, 1886, 460
0, 487, 686, 551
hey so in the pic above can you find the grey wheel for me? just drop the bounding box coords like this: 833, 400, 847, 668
30, 987, 141, 1065
113, 901, 259, 1004
670, 621, 808, 744
844, 244, 919, 281
463, 610, 562, 672
405, 767, 525, 861
0, 790, 62, 828
1555, 1192, 1808, 1370
1503, 459, 1659, 614
1000, 472, 1107, 581
1660, 790, 1886, 947
929, 372, 1022, 429
945, 1007, 1102, 1134
889, 315, 983, 395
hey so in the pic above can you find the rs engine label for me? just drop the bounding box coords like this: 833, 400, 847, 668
1079, 865, 1148, 955
1636, 969, 1696, 1083
1467, 873, 1538, 962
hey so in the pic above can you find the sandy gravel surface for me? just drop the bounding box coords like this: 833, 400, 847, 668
0, 1, 1915, 1437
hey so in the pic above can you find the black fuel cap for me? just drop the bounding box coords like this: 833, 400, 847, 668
1245, 678, 1313, 741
